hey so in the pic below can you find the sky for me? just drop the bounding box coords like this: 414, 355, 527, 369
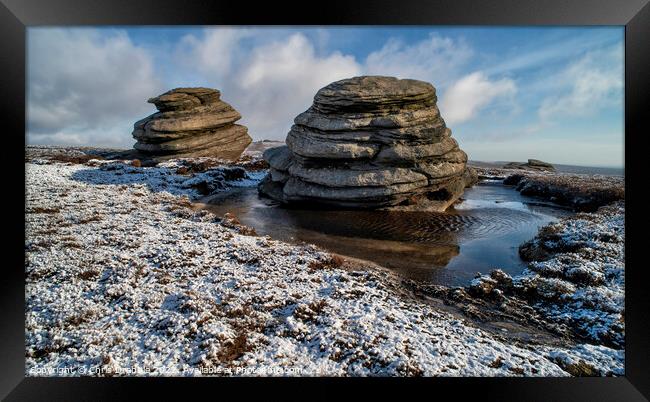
27, 26, 624, 167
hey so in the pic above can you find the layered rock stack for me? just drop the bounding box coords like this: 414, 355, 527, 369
259, 76, 474, 211
132, 87, 251, 161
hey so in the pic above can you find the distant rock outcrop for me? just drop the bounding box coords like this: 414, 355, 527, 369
132, 88, 251, 161
258, 76, 474, 211
503, 159, 555, 172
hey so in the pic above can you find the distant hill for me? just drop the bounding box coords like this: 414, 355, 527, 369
468, 160, 624, 177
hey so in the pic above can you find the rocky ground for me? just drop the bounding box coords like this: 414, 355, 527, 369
25, 146, 624, 376
471, 165, 624, 212
468, 201, 624, 347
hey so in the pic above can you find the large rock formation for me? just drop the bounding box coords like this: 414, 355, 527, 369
258, 76, 474, 211
132, 87, 251, 161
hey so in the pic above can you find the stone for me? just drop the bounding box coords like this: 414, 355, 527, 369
132, 87, 252, 161
258, 76, 475, 211
503, 159, 555, 172
462, 166, 479, 188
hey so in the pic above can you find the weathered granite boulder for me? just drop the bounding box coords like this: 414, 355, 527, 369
503, 159, 555, 172
258, 76, 474, 211
132, 87, 252, 161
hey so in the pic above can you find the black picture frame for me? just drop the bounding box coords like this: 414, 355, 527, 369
2, 0, 648, 400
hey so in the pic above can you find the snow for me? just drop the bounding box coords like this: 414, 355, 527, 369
469, 201, 624, 374
25, 158, 624, 376
519, 203, 625, 348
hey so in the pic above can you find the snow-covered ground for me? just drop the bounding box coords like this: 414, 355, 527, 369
470, 166, 624, 212
25, 156, 624, 376
519, 202, 624, 347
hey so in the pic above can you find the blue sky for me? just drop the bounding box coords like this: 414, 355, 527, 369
27, 26, 624, 167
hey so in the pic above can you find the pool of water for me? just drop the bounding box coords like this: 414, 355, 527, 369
199, 180, 572, 286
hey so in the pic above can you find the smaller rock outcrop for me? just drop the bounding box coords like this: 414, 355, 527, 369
503, 159, 555, 172
132, 87, 252, 161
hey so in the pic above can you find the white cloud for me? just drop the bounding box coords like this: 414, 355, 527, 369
364, 34, 473, 87
181, 31, 361, 140
484, 30, 620, 77
439, 72, 517, 125
27, 28, 163, 147
181, 30, 481, 140
178, 28, 253, 79
538, 45, 623, 121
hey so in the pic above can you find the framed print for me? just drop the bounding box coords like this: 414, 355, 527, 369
2, 0, 648, 400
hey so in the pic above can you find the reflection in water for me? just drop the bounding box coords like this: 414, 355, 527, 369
199, 180, 571, 286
